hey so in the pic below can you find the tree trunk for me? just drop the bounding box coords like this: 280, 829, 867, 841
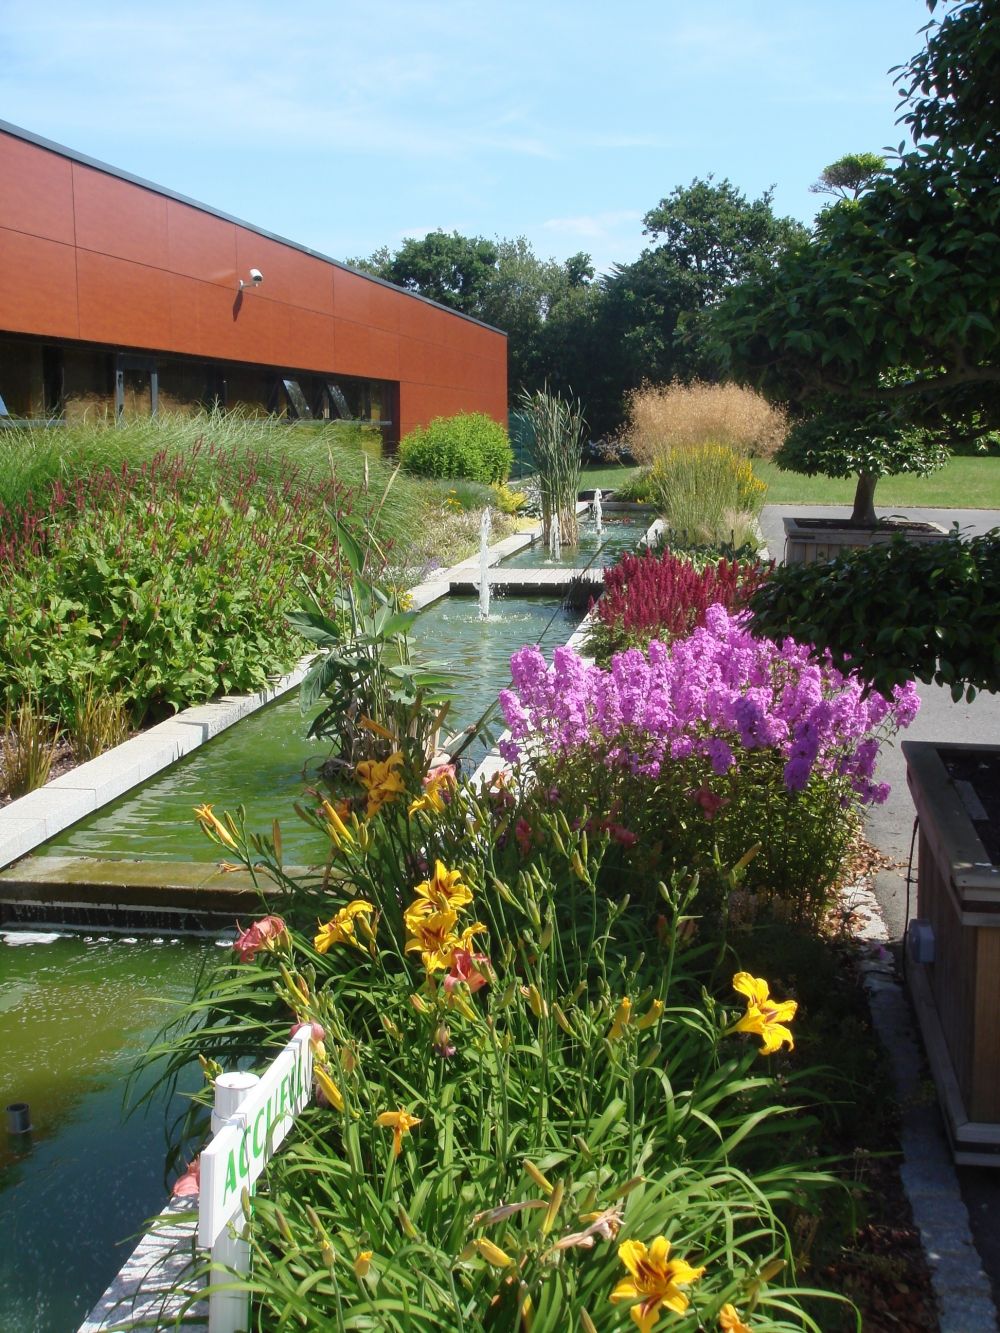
850, 472, 879, 526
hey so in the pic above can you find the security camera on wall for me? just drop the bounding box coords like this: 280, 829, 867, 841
249, 268, 263, 285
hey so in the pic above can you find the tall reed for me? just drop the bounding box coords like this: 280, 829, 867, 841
518, 385, 586, 546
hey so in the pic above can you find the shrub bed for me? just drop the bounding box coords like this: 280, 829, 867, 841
399, 412, 513, 484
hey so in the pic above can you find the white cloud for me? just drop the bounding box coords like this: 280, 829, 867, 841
541, 210, 642, 239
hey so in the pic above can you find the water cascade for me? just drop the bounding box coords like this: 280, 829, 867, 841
549, 510, 562, 560
478, 507, 492, 620
592, 487, 603, 535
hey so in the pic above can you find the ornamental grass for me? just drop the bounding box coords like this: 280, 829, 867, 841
624, 382, 787, 464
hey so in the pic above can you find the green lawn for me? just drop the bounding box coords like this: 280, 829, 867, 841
581, 457, 1000, 509
754, 456, 1000, 509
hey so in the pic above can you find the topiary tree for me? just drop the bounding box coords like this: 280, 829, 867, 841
809, 152, 886, 203
714, 0, 1000, 524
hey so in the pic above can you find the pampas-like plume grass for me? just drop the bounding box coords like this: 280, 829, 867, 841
625, 380, 787, 464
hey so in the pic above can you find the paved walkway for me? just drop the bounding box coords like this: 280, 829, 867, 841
762, 504, 1000, 1328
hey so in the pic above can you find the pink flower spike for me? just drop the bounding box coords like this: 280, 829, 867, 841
444, 949, 489, 994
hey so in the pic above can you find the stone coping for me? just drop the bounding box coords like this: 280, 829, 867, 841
0, 657, 318, 874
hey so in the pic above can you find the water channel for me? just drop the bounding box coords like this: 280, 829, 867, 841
0, 515, 644, 1331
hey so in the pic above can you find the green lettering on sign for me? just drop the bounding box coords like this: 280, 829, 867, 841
223, 1149, 238, 1203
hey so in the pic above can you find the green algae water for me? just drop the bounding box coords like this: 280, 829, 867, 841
45, 596, 577, 865
0, 931, 212, 1333
501, 514, 644, 570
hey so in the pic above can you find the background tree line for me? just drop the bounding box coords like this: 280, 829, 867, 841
347, 178, 806, 438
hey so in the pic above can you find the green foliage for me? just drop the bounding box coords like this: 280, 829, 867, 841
399, 413, 513, 485
352, 182, 804, 439
776, 405, 950, 482
376, 231, 500, 311
1, 488, 332, 724
715, 0, 1000, 513
809, 153, 886, 203
522, 743, 857, 926
289, 514, 454, 774
147, 763, 844, 1331
748, 528, 1000, 701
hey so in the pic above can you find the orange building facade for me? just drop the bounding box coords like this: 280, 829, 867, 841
0, 122, 507, 445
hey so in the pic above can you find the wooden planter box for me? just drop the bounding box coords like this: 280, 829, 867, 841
783, 516, 949, 565
903, 739, 1000, 1164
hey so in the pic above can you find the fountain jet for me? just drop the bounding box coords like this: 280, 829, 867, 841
592, 487, 603, 535
478, 508, 492, 620
549, 511, 562, 560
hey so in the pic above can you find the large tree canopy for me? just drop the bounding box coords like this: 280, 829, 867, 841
350, 181, 803, 433
714, 0, 1000, 520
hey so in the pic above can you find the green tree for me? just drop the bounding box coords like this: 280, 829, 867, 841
581, 179, 806, 435
365, 231, 499, 312
809, 152, 886, 202
715, 0, 1000, 523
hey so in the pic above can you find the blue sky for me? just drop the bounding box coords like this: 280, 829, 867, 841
4, 0, 930, 276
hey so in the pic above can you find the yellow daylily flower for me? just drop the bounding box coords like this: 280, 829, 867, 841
472, 1237, 515, 1268
355, 751, 406, 819
411, 860, 473, 914
608, 997, 633, 1042
314, 900, 375, 953
193, 803, 238, 851
408, 764, 458, 817
314, 1065, 345, 1111
731, 972, 797, 1055
635, 999, 664, 1030
319, 798, 355, 849
404, 906, 461, 973
719, 1304, 753, 1333
376, 1108, 422, 1157
610, 1236, 706, 1331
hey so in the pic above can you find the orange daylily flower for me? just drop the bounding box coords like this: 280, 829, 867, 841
193, 803, 238, 851
355, 751, 406, 819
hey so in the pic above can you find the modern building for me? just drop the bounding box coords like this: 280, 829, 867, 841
0, 121, 507, 448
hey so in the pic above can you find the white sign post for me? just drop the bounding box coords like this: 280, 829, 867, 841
199, 1028, 314, 1333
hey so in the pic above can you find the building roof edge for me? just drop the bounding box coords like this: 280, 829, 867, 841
0, 118, 507, 338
